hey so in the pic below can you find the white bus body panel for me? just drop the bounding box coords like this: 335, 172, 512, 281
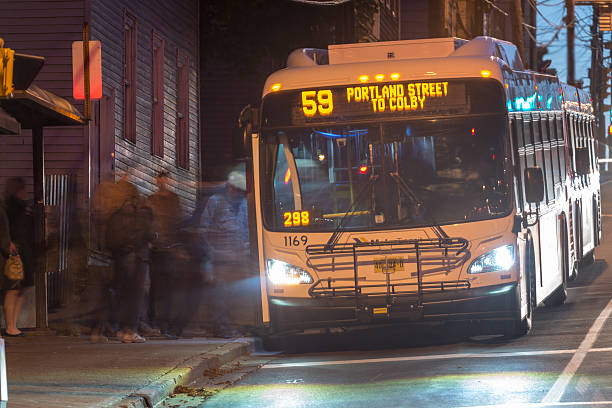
328, 38, 466, 64
263, 216, 518, 298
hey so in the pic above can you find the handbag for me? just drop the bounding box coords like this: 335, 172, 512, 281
4, 252, 24, 281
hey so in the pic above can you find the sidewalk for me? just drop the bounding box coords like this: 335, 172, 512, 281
2, 334, 253, 408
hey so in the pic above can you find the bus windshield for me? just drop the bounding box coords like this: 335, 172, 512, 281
261, 114, 512, 232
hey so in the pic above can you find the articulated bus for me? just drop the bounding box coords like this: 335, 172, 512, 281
245, 37, 600, 337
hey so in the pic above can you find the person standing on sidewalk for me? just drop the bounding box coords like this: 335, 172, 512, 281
0, 204, 16, 328
147, 171, 184, 337
3, 178, 35, 337
200, 169, 249, 337
105, 170, 153, 343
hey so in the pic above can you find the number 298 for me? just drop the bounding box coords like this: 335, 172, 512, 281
284, 211, 309, 227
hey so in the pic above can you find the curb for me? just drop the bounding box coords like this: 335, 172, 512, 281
109, 339, 254, 408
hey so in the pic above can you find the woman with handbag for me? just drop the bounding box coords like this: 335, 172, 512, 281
0, 205, 16, 282
3, 178, 34, 337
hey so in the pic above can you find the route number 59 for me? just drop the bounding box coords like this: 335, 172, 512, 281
302, 90, 334, 117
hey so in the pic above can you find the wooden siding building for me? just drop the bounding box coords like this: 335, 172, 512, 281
1, 0, 200, 211
0, 0, 200, 319
90, 0, 200, 208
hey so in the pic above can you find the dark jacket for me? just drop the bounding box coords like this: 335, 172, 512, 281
0, 205, 10, 273
4, 196, 35, 286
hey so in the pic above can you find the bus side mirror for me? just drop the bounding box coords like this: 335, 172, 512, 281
524, 167, 544, 203
238, 105, 259, 153
575, 147, 590, 176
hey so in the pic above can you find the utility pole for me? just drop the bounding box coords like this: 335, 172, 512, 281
567, 0, 576, 85
512, 0, 526, 65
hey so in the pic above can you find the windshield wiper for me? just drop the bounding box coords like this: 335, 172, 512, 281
388, 172, 448, 240
325, 175, 378, 249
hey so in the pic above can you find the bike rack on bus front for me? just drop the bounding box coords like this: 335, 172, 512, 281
306, 238, 471, 321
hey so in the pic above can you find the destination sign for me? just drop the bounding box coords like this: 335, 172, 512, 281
261, 79, 504, 128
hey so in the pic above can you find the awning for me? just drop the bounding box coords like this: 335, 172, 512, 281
0, 107, 20, 134
0, 85, 84, 129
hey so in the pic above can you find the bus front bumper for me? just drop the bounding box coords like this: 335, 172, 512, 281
268, 283, 518, 332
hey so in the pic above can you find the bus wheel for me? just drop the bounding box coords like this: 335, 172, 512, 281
582, 250, 594, 267
505, 244, 535, 338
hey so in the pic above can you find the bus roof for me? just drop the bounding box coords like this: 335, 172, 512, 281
263, 36, 592, 115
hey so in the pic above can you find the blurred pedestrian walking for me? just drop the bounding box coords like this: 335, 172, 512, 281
3, 178, 35, 337
105, 169, 153, 343
199, 169, 249, 337
147, 171, 184, 337
0, 204, 17, 338
90, 178, 121, 342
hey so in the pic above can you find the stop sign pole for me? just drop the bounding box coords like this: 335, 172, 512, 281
83, 22, 90, 120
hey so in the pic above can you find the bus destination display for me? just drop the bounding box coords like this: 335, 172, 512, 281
290, 80, 468, 125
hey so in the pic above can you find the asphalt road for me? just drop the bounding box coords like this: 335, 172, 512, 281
173, 179, 612, 408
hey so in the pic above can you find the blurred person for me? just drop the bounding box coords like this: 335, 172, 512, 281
105, 168, 153, 343
0, 205, 17, 337
199, 169, 249, 337
147, 171, 183, 337
0, 206, 10, 274
90, 177, 122, 342
3, 178, 35, 337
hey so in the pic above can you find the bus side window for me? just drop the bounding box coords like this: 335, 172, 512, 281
586, 117, 594, 173
522, 114, 537, 211
531, 113, 549, 204
556, 115, 567, 182
510, 116, 525, 212
589, 119, 597, 171
568, 113, 576, 175
580, 117, 589, 185
548, 116, 560, 186
541, 115, 555, 201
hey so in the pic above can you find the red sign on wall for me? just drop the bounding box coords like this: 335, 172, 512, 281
72, 41, 102, 100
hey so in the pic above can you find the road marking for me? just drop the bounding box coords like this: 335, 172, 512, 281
262, 346, 612, 369
463, 401, 612, 408
541, 297, 612, 404
263, 349, 576, 369
601, 179, 612, 186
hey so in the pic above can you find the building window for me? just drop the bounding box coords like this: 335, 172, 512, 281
152, 31, 164, 157
176, 49, 189, 169
123, 9, 137, 144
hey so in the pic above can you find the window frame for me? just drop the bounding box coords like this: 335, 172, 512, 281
122, 9, 137, 144
175, 49, 190, 169
151, 30, 165, 157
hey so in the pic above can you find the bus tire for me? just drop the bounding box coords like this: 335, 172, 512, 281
505, 243, 535, 338
582, 250, 594, 266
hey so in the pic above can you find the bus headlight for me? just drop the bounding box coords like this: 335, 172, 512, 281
267, 259, 314, 285
468, 245, 514, 274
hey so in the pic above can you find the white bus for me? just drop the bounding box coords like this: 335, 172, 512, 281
244, 36, 600, 337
